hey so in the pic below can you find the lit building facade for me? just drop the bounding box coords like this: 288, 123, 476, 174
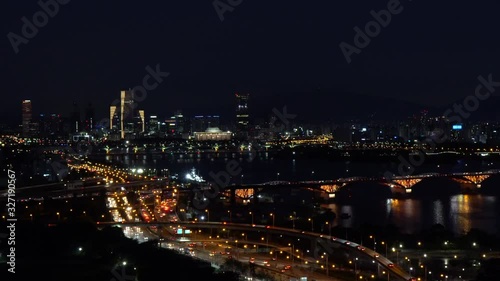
138, 110, 145, 133
120, 90, 136, 139
84, 103, 95, 132
194, 127, 231, 141
21, 99, 32, 137
235, 93, 249, 131
109, 105, 118, 130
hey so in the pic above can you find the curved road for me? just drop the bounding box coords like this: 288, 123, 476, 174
97, 221, 414, 280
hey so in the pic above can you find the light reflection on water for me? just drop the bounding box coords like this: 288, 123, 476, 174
326, 194, 499, 235
101, 154, 500, 235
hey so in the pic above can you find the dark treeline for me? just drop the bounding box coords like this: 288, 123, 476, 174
0, 220, 240, 281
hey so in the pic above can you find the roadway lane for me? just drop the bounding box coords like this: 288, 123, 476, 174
97, 221, 415, 281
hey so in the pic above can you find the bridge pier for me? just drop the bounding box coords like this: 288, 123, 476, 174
253, 188, 259, 205
230, 189, 236, 206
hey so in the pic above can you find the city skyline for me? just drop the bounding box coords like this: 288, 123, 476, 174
3, 1, 500, 280
3, 2, 500, 123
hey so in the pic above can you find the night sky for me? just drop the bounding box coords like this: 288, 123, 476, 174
2, 1, 500, 123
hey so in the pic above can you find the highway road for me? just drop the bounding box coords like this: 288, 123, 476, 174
98, 222, 414, 280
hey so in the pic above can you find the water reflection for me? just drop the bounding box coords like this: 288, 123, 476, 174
450, 195, 471, 235
326, 194, 499, 235
433, 200, 445, 226
99, 154, 499, 235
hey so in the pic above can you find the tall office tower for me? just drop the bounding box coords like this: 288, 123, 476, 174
120, 90, 135, 139
174, 110, 185, 134
109, 105, 118, 130
138, 110, 145, 133
235, 93, 250, 136
38, 113, 63, 138
71, 101, 81, 133
84, 103, 95, 131
148, 115, 159, 133
21, 100, 32, 137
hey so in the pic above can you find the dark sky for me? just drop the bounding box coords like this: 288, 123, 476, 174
2, 1, 500, 123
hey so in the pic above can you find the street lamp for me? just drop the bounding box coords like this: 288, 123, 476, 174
276, 172, 280, 181
56, 212, 60, 220
420, 264, 428, 281
325, 221, 331, 236
249, 211, 254, 224
353, 257, 359, 279
205, 209, 209, 222
381, 241, 388, 257
370, 235, 376, 252
325, 252, 329, 277
308, 218, 314, 232
392, 247, 401, 265
270, 213, 275, 227
227, 210, 232, 222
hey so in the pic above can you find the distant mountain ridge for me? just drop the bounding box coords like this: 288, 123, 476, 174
248, 90, 431, 124
247, 90, 500, 124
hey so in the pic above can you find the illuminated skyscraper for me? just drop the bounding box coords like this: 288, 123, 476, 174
174, 110, 185, 134
109, 105, 118, 130
70, 101, 81, 133
120, 90, 135, 139
84, 103, 95, 131
138, 110, 145, 133
21, 100, 32, 137
235, 93, 249, 137
148, 115, 159, 133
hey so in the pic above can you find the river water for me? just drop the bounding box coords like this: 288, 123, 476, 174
99, 152, 500, 235
325, 194, 500, 235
